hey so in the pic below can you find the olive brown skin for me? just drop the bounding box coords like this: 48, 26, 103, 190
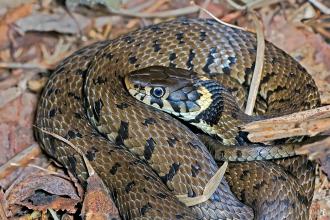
35, 18, 320, 219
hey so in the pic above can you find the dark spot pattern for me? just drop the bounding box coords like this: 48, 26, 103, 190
115, 121, 129, 145
93, 98, 104, 122
175, 32, 184, 44
202, 47, 217, 74
160, 163, 180, 183
144, 138, 156, 160
85, 147, 98, 161
116, 102, 129, 110
48, 108, 58, 118
66, 130, 83, 140
153, 40, 161, 52
191, 162, 201, 177
142, 118, 156, 126
125, 181, 135, 193
110, 162, 121, 175
129, 56, 138, 64
167, 135, 178, 147
93, 76, 108, 85
68, 92, 81, 100
67, 155, 77, 175
140, 203, 152, 216
200, 31, 206, 41
186, 49, 195, 70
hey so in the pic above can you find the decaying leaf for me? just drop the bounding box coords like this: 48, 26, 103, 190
6, 173, 81, 216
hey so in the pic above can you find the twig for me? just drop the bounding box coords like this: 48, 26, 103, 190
245, 12, 265, 115
308, 0, 330, 15
109, 5, 200, 18
242, 105, 330, 142
0, 143, 41, 180
0, 62, 47, 71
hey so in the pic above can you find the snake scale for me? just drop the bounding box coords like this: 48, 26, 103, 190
35, 18, 321, 219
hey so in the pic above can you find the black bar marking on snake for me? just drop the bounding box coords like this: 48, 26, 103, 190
202, 47, 217, 74
199, 31, 206, 41
153, 40, 161, 52
76, 68, 88, 78
186, 49, 195, 70
116, 102, 129, 110
46, 88, 54, 96
140, 202, 152, 216
123, 35, 134, 44
93, 76, 108, 85
110, 162, 121, 175
68, 92, 81, 100
115, 121, 129, 145
144, 138, 156, 160
160, 163, 180, 183
125, 181, 135, 193
93, 98, 104, 123
254, 180, 267, 190
67, 155, 77, 175
222, 66, 231, 75
176, 214, 184, 219
48, 108, 57, 118
142, 118, 156, 126
66, 130, 83, 139
191, 162, 201, 177
169, 52, 177, 68
105, 52, 113, 60
239, 170, 250, 180
85, 147, 98, 161
150, 25, 161, 32
228, 56, 237, 66
167, 136, 178, 147
260, 72, 276, 85
297, 193, 309, 206
129, 56, 137, 64
74, 112, 82, 119
156, 192, 167, 199
176, 32, 185, 44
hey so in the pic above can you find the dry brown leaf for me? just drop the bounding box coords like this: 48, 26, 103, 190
6, 173, 81, 216
0, 4, 33, 48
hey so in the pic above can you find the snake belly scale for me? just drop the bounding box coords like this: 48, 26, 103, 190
35, 18, 320, 219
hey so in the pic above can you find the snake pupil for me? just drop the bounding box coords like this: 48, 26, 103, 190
152, 87, 165, 98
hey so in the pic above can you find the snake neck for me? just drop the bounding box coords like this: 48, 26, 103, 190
189, 79, 255, 145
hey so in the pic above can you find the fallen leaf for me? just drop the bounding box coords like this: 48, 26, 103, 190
0, 3, 33, 49
15, 8, 91, 35
6, 173, 81, 216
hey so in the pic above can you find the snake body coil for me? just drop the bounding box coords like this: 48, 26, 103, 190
35, 18, 320, 219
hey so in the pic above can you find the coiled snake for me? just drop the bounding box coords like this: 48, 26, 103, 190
35, 18, 320, 219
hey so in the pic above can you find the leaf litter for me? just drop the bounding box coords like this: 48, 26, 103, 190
0, 0, 329, 219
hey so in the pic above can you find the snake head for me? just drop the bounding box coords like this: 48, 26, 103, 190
124, 66, 210, 119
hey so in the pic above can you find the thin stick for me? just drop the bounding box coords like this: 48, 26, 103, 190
0, 62, 47, 71
242, 105, 330, 142
245, 12, 265, 115
308, 0, 330, 15
109, 5, 200, 18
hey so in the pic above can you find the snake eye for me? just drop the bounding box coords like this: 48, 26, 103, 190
151, 87, 165, 98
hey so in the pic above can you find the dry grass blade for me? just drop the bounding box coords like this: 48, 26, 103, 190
245, 12, 265, 115
34, 126, 95, 176
176, 161, 228, 206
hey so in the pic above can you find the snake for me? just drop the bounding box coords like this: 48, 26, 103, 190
35, 18, 321, 219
